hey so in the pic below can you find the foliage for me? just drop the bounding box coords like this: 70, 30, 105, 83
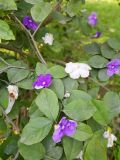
0, 0, 120, 160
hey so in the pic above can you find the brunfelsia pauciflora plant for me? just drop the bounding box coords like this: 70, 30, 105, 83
0, 0, 120, 160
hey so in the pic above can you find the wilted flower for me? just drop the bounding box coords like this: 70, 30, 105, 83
92, 31, 101, 38
64, 91, 70, 98
106, 59, 120, 77
42, 33, 54, 45
5, 85, 19, 114
33, 74, 52, 89
88, 12, 97, 27
65, 62, 91, 79
52, 117, 77, 143
103, 130, 117, 148
22, 16, 38, 31
76, 150, 83, 160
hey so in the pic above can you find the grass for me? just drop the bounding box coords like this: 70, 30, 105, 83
85, 0, 120, 40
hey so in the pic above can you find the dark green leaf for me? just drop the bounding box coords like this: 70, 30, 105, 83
107, 38, 120, 50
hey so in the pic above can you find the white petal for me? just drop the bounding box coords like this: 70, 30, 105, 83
5, 97, 15, 114
64, 91, 70, 98
103, 131, 110, 139
70, 71, 80, 79
42, 33, 54, 45
7, 85, 19, 100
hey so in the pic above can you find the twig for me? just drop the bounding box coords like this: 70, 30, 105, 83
0, 44, 28, 56
49, 58, 66, 66
13, 151, 19, 160
0, 106, 18, 130
89, 77, 110, 92
0, 56, 9, 65
11, 14, 47, 65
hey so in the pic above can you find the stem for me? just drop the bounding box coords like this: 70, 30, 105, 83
0, 106, 18, 131
13, 151, 19, 160
0, 56, 9, 65
89, 77, 110, 92
11, 14, 47, 65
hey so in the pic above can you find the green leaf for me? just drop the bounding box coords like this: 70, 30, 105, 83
98, 69, 109, 82
35, 62, 47, 75
31, 2, 52, 22
0, 20, 15, 40
101, 43, 115, 59
50, 79, 64, 99
84, 43, 101, 55
20, 117, 52, 145
48, 65, 67, 79
66, 0, 82, 17
0, 88, 8, 109
29, 101, 44, 119
25, 0, 43, 4
88, 55, 108, 69
35, 89, 59, 121
7, 61, 30, 83
107, 38, 120, 50
63, 137, 82, 160
73, 123, 93, 141
103, 91, 120, 120
84, 132, 107, 160
93, 100, 110, 126
17, 79, 33, 90
66, 90, 92, 103
63, 77, 78, 92
19, 142, 45, 160
63, 100, 96, 121
0, 0, 17, 10
43, 136, 63, 160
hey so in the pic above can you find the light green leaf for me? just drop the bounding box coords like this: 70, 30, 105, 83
35, 62, 47, 75
7, 61, 30, 83
63, 137, 82, 160
0, 0, 17, 10
31, 2, 52, 22
0, 88, 8, 109
98, 69, 109, 82
66, 90, 92, 103
84, 132, 107, 160
19, 142, 45, 160
35, 89, 59, 121
63, 100, 96, 121
73, 123, 93, 141
50, 79, 64, 99
17, 79, 33, 90
25, 0, 43, 4
63, 77, 78, 92
0, 20, 15, 40
103, 91, 120, 120
88, 55, 108, 69
93, 100, 110, 126
48, 65, 67, 79
20, 117, 52, 145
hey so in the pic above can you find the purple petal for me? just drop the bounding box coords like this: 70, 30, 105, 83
52, 125, 64, 143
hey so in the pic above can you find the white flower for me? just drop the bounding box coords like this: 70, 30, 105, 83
76, 150, 83, 160
64, 91, 70, 98
65, 62, 91, 79
5, 85, 19, 114
103, 130, 117, 148
42, 33, 54, 45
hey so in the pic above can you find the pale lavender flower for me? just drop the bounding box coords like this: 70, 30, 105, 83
107, 59, 120, 76
22, 16, 38, 31
52, 117, 77, 143
33, 74, 52, 89
88, 12, 97, 27
92, 31, 101, 38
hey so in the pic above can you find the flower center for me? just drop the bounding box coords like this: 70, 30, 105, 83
42, 81, 46, 85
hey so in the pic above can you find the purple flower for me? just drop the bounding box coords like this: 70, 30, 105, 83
92, 31, 101, 38
22, 16, 38, 31
33, 74, 52, 89
88, 12, 97, 27
52, 117, 77, 143
107, 59, 120, 76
